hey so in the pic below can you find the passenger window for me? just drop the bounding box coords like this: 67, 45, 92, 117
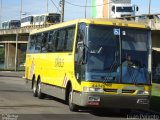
41, 32, 48, 53
28, 35, 36, 53
57, 30, 66, 51
64, 26, 75, 51
48, 30, 58, 52
35, 34, 42, 53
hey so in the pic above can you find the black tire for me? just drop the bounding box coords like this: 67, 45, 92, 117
37, 79, 45, 99
68, 88, 79, 112
33, 80, 38, 97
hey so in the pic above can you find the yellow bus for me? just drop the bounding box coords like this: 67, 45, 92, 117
25, 19, 152, 112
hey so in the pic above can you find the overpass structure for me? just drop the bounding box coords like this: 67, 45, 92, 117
0, 26, 47, 70
0, 15, 160, 72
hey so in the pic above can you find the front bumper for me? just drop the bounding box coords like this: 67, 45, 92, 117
73, 92, 150, 110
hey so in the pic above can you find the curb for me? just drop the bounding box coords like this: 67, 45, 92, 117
0, 75, 23, 78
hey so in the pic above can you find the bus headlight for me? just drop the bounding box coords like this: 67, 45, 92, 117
137, 90, 150, 95
83, 87, 104, 93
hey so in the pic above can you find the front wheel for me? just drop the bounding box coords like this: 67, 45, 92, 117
37, 79, 45, 99
68, 88, 79, 112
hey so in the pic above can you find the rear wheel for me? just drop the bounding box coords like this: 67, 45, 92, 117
37, 79, 45, 99
33, 80, 37, 97
68, 88, 79, 112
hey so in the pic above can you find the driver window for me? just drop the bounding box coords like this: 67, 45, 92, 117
76, 23, 86, 63
77, 23, 86, 44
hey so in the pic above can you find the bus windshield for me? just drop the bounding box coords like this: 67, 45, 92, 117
85, 24, 150, 85
116, 7, 133, 12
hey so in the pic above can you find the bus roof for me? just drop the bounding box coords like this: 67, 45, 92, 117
21, 15, 33, 19
30, 18, 149, 35
33, 13, 60, 16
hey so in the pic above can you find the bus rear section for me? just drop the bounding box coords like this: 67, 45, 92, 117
25, 19, 152, 112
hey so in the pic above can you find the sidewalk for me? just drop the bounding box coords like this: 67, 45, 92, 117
0, 71, 24, 78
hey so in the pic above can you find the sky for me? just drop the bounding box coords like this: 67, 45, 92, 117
0, 0, 160, 21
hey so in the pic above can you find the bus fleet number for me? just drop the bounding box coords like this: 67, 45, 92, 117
55, 57, 64, 68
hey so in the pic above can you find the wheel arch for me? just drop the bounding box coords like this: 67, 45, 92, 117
31, 74, 36, 89
65, 80, 72, 103
37, 75, 41, 83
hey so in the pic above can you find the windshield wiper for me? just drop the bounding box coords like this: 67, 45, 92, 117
103, 59, 119, 83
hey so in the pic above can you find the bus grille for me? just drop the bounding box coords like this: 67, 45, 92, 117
103, 89, 135, 94
103, 89, 117, 93
122, 90, 135, 93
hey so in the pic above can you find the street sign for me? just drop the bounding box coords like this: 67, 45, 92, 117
113, 28, 120, 36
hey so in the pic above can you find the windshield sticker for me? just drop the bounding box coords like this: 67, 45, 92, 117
113, 28, 120, 36
55, 57, 64, 68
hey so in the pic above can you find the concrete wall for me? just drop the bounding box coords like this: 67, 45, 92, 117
4, 43, 26, 70
152, 31, 160, 49
0, 34, 28, 70
4, 43, 16, 69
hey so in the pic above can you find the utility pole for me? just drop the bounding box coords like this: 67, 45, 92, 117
15, 34, 18, 71
60, 0, 64, 22
20, 0, 22, 19
47, 0, 48, 13
0, 0, 2, 29
85, 0, 87, 18
148, 0, 151, 14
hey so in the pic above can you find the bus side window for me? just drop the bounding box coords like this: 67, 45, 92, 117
35, 34, 42, 53
41, 32, 48, 53
57, 29, 66, 51
64, 26, 76, 51
28, 35, 36, 53
48, 30, 57, 52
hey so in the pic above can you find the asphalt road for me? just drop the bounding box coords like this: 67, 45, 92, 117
0, 72, 159, 120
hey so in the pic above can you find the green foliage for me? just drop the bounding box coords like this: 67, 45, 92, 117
151, 83, 160, 112
152, 83, 160, 97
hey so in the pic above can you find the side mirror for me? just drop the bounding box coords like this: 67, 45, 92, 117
77, 41, 84, 48
77, 41, 87, 64
77, 31, 84, 41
